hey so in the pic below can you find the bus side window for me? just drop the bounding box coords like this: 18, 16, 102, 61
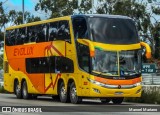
28, 26, 38, 43
24, 27, 29, 43
49, 56, 55, 73
5, 30, 11, 46
72, 18, 88, 39
36, 24, 47, 43
77, 43, 90, 72
49, 22, 58, 41
55, 57, 74, 73
6, 30, 16, 46
16, 28, 26, 45
57, 20, 71, 42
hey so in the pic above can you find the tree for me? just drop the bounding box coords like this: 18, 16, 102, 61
8, 10, 41, 26
35, 0, 77, 18
0, 2, 8, 31
35, 0, 93, 18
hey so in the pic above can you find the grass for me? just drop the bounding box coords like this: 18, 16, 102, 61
125, 86, 160, 104
0, 86, 8, 93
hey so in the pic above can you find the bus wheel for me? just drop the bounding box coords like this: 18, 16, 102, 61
100, 98, 111, 104
22, 81, 31, 99
59, 82, 69, 103
112, 97, 124, 104
70, 82, 82, 104
14, 80, 22, 99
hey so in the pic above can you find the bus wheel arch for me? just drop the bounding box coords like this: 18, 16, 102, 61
14, 79, 22, 99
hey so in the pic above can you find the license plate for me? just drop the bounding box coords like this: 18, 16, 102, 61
115, 92, 123, 95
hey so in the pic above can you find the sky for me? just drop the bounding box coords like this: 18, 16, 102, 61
0, 0, 47, 20
0, 0, 160, 23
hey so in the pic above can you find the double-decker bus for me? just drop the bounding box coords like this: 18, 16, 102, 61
4, 14, 151, 104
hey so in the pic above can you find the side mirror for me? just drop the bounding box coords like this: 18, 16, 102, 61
140, 42, 151, 59
77, 39, 95, 57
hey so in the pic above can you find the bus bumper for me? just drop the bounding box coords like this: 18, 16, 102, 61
89, 84, 142, 97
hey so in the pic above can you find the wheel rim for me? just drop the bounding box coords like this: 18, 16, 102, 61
71, 87, 77, 101
60, 86, 66, 99
22, 83, 27, 97
15, 83, 19, 94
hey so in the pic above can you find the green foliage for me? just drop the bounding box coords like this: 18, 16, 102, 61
0, 2, 8, 30
8, 10, 41, 25
125, 86, 160, 104
0, 55, 3, 69
35, 0, 78, 18
35, 0, 93, 18
0, 1, 41, 31
0, 86, 8, 93
0, 32, 3, 41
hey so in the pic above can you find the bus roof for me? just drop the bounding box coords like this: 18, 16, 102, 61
6, 16, 71, 30
6, 14, 132, 30
71, 14, 132, 20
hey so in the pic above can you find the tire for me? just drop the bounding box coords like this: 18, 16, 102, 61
59, 82, 69, 103
70, 82, 82, 104
14, 80, 22, 99
112, 97, 124, 104
100, 98, 111, 104
22, 81, 31, 99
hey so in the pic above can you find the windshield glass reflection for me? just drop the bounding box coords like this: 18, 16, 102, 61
119, 50, 141, 76
92, 49, 118, 75
92, 49, 141, 76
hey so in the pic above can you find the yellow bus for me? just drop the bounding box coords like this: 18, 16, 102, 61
4, 14, 151, 104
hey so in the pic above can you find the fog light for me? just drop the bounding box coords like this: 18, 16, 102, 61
136, 88, 141, 94
93, 88, 101, 94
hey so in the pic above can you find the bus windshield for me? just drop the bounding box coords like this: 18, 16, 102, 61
92, 49, 141, 77
88, 17, 139, 44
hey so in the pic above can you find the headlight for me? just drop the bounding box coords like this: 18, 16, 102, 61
133, 82, 141, 87
87, 78, 105, 87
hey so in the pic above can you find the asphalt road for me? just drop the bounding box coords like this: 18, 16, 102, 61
0, 93, 160, 115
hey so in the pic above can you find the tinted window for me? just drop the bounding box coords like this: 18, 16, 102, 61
16, 28, 26, 45
77, 43, 90, 72
26, 56, 73, 73
57, 21, 71, 41
49, 22, 58, 41
28, 26, 38, 42
5, 29, 16, 46
36, 24, 48, 42
88, 18, 139, 44
56, 57, 74, 73
72, 18, 88, 39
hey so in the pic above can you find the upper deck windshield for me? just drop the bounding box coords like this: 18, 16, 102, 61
88, 17, 139, 44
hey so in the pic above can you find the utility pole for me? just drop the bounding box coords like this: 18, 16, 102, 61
22, 0, 24, 24
92, 0, 94, 14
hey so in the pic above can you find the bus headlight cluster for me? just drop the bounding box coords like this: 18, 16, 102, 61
133, 82, 141, 87
88, 78, 142, 89
87, 78, 105, 87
